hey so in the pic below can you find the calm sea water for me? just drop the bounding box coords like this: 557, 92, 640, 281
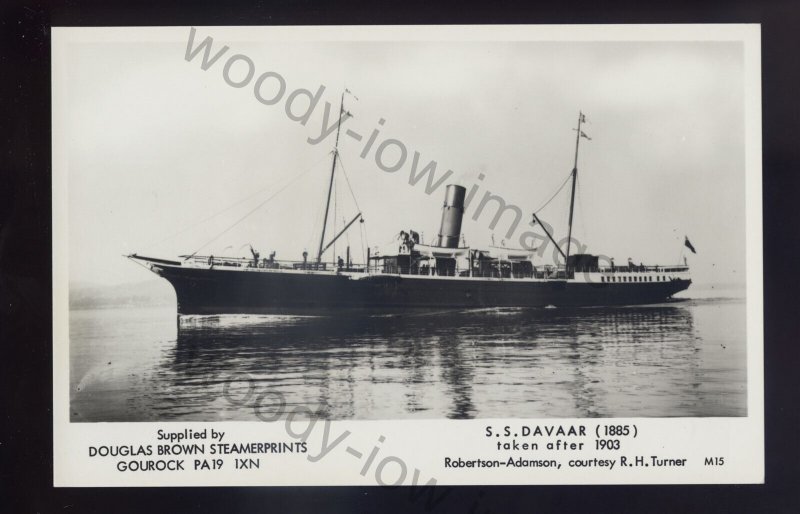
70, 293, 747, 421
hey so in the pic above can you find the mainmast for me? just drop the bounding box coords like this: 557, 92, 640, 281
565, 111, 586, 275
317, 92, 348, 265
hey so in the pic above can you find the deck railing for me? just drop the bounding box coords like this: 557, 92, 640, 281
182, 254, 368, 273
596, 265, 690, 273
180, 254, 688, 278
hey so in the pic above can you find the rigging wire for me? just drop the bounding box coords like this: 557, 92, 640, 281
335, 152, 369, 265
332, 170, 338, 262
142, 152, 332, 253
185, 159, 323, 258
360, 221, 367, 266
576, 174, 588, 247
532, 168, 574, 214
306, 187, 327, 258
335, 153, 362, 213
343, 215, 351, 265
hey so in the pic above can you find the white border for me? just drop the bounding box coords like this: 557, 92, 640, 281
52, 24, 763, 487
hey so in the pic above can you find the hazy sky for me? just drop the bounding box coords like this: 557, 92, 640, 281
57, 28, 750, 287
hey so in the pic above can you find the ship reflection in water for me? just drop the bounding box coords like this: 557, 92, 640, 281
69, 298, 747, 421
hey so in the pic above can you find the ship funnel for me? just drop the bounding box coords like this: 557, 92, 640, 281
435, 184, 466, 248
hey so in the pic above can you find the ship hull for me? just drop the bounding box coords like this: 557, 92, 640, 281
149, 263, 691, 315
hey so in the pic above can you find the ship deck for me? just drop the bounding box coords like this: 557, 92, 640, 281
127, 254, 692, 314
131, 254, 691, 284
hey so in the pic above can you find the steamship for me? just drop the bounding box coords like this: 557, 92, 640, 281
129, 99, 691, 315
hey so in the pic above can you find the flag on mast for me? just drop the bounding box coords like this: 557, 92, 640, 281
580, 131, 591, 140
580, 113, 586, 123
684, 236, 697, 254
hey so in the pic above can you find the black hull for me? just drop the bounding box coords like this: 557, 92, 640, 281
151, 265, 691, 315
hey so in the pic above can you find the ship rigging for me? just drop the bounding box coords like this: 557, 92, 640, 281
128, 98, 691, 315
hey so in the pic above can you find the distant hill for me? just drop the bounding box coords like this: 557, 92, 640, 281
69, 279, 175, 310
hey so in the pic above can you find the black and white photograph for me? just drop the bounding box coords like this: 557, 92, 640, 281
51, 24, 763, 486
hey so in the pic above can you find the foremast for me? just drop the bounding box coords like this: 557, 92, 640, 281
317, 90, 352, 266
566, 111, 588, 276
